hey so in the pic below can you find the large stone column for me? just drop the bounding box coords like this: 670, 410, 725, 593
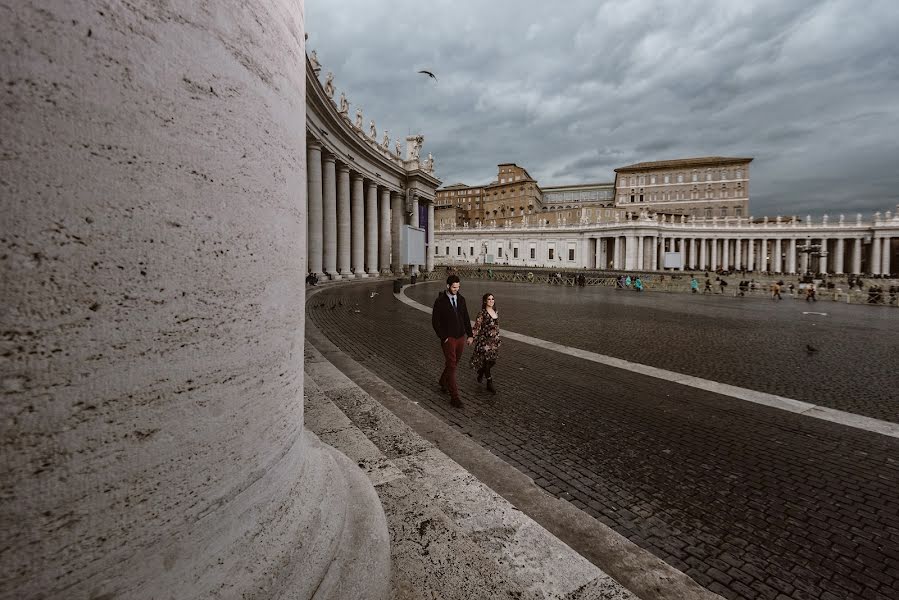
650, 236, 658, 270
835, 238, 845, 274
307, 139, 323, 276
322, 154, 338, 278
409, 194, 420, 274
337, 164, 352, 277
350, 172, 366, 277
699, 238, 707, 270
852, 238, 863, 274
757, 238, 767, 272
636, 235, 644, 270
773, 238, 782, 273
871, 236, 882, 275
734, 239, 742, 271
788, 238, 797, 274
365, 182, 379, 275
614, 237, 622, 269
747, 238, 755, 272
426, 201, 435, 272
882, 237, 892, 275
378, 188, 391, 274
690, 238, 697, 269
679, 237, 687, 271
391, 191, 404, 274
710, 238, 718, 271
0, 3, 389, 599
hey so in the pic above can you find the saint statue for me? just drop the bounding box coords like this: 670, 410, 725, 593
395, 140, 402, 157
323, 72, 334, 98
423, 152, 434, 172
338, 92, 349, 115
369, 120, 376, 139
309, 49, 321, 75
381, 130, 390, 149
354, 107, 363, 129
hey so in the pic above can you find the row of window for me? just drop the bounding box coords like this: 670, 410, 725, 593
438, 245, 577, 261
623, 169, 744, 187
627, 184, 744, 203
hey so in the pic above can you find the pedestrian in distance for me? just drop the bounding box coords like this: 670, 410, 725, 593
431, 274, 473, 407
625, 275, 632, 288
470, 292, 501, 394
805, 282, 817, 302
703, 278, 712, 294
771, 281, 782, 300
718, 278, 728, 294
690, 277, 699, 293
634, 277, 644, 292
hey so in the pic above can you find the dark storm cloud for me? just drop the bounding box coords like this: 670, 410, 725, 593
307, 0, 899, 216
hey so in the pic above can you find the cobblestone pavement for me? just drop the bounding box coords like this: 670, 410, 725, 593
307, 280, 899, 600
407, 280, 899, 423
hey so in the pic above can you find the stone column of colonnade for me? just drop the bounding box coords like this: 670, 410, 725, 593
689, 238, 697, 269
773, 239, 782, 272
379, 188, 391, 274
788, 238, 797, 273
426, 202, 435, 272
337, 165, 352, 277
307, 140, 324, 276
391, 191, 404, 274
322, 154, 338, 278
1, 2, 391, 599
365, 182, 379, 275
852, 238, 863, 274
821, 238, 831, 274
407, 195, 420, 274
871, 237, 882, 275
350, 173, 366, 277
882, 237, 892, 275
734, 239, 742, 271
835, 238, 845, 274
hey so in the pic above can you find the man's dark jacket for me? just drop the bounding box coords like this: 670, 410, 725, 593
432, 292, 473, 340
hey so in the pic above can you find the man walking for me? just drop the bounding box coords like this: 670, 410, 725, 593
432, 274, 473, 407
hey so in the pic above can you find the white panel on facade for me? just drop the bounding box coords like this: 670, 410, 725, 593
664, 252, 683, 269
400, 225, 425, 264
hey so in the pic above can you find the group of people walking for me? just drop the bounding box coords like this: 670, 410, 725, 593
616, 274, 644, 291
431, 275, 502, 407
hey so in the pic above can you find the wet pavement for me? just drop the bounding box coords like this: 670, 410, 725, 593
308, 279, 899, 600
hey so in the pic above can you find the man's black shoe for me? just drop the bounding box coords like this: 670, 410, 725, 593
450, 396, 463, 408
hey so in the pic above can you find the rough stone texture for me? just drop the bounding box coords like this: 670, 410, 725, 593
0, 2, 388, 599
302, 340, 639, 600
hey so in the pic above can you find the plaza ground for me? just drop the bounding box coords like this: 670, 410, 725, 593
307, 279, 899, 600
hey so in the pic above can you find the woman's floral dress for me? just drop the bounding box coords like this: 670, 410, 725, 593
470, 309, 501, 369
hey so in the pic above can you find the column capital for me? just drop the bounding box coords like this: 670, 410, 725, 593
306, 137, 323, 151
350, 171, 364, 182
366, 179, 378, 190
337, 162, 350, 174
322, 152, 336, 164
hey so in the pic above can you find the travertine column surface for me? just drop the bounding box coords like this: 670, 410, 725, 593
426, 202, 435, 272
852, 238, 862, 274
350, 173, 365, 277
366, 181, 379, 274
882, 237, 891, 275
0, 2, 388, 599
871, 236, 882, 275
391, 191, 403, 274
378, 188, 391, 273
337, 164, 352, 277
322, 154, 338, 277
307, 140, 324, 276
835, 238, 845, 274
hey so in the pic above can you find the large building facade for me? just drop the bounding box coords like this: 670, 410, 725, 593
435, 155, 897, 276
614, 157, 752, 218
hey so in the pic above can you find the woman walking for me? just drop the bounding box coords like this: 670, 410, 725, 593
471, 292, 502, 394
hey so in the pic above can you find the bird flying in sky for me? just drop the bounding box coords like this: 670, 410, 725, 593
418, 70, 437, 81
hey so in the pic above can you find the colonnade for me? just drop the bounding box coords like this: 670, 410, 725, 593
306, 138, 436, 278
597, 233, 893, 275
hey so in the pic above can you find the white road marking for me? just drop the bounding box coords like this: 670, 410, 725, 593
396, 285, 899, 439
802, 311, 828, 316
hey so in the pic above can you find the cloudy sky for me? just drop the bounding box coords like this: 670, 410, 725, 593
306, 0, 899, 217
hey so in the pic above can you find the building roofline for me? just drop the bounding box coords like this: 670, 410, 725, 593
615, 157, 754, 172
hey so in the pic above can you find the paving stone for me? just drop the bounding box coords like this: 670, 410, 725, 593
309, 280, 899, 600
